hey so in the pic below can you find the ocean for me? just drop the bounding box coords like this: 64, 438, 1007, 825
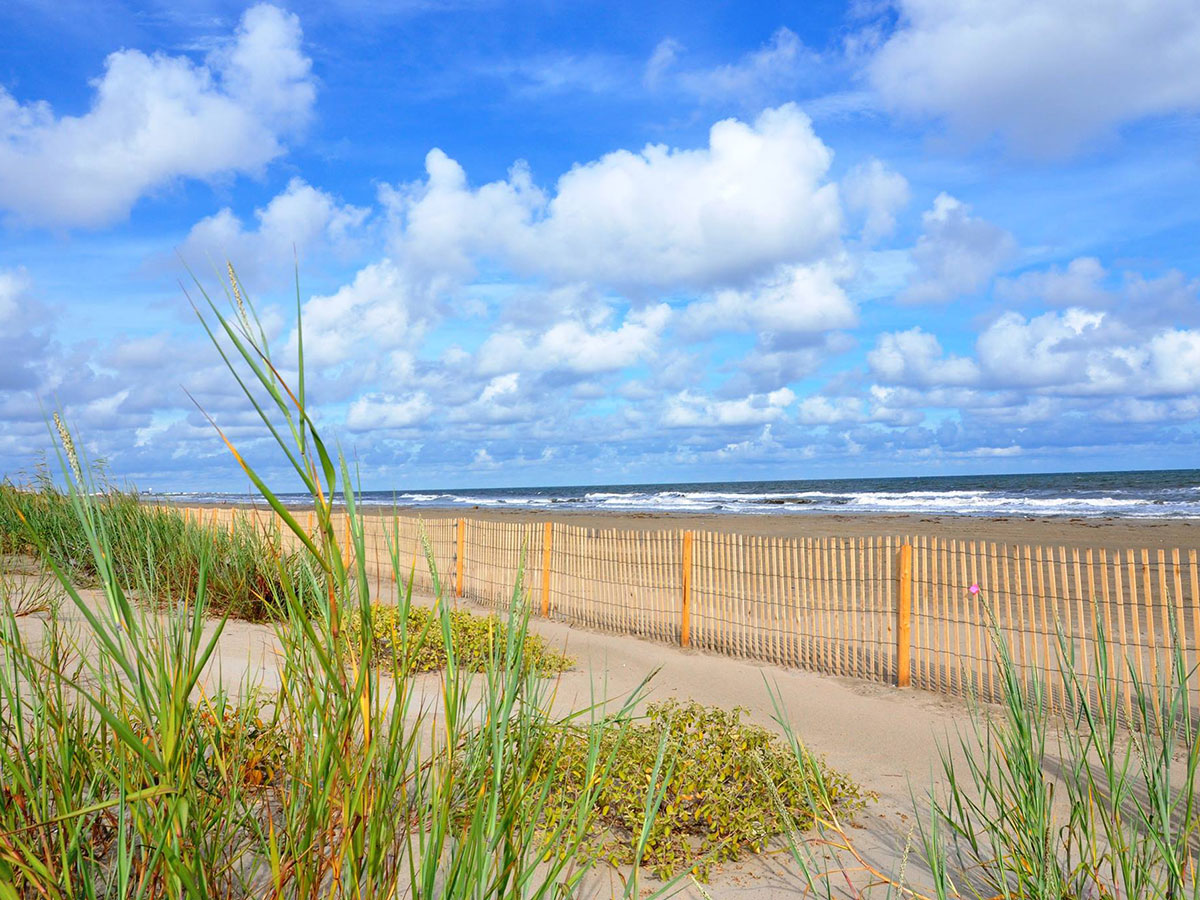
152, 468, 1200, 519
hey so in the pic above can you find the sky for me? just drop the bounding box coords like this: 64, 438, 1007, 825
2, 0, 1199, 492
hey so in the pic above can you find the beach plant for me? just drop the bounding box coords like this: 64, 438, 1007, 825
764, 589, 1200, 900
0, 478, 320, 622
531, 698, 865, 882
1, 261, 889, 897
346, 601, 573, 675
0, 264, 683, 899
919, 607, 1200, 900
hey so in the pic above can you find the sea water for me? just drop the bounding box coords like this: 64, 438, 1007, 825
152, 469, 1200, 519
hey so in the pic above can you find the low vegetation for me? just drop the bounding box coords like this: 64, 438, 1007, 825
348, 602, 574, 675
4, 265, 1197, 898
534, 699, 864, 881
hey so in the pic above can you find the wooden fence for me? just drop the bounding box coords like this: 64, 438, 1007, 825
177, 507, 1200, 720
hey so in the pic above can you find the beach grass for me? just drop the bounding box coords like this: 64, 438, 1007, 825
0, 267, 863, 897
4, 263, 1197, 898
770, 607, 1200, 899
0, 479, 321, 623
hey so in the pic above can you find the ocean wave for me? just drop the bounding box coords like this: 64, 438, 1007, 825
148, 473, 1200, 519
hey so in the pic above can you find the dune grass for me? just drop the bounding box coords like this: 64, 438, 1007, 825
0, 267, 863, 897
5, 263, 1197, 898
0, 479, 320, 622
771, 608, 1200, 900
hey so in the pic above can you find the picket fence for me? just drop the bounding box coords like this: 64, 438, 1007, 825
177, 506, 1200, 720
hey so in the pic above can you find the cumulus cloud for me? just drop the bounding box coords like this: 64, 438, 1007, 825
868, 327, 980, 387
0, 268, 52, 392
0, 4, 314, 228
477, 303, 671, 376
385, 104, 841, 291
684, 259, 856, 338
180, 178, 369, 284
866, 295, 1200, 413
865, 0, 1200, 155
346, 392, 434, 431
900, 193, 1016, 304
664, 387, 796, 428
976, 308, 1200, 396
796, 395, 864, 425
297, 259, 430, 369
997, 257, 1111, 308
842, 158, 910, 243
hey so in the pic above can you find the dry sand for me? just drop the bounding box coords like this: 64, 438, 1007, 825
12, 568, 1164, 898
10, 571, 963, 896
189, 502, 1200, 552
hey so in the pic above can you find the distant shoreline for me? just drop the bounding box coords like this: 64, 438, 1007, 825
168, 500, 1200, 552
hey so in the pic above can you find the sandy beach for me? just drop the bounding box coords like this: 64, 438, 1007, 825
187, 501, 1200, 552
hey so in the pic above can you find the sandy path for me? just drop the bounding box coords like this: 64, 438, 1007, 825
9, 574, 967, 897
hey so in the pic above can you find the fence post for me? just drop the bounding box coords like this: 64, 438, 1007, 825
897, 542, 913, 687
541, 521, 553, 617
456, 518, 465, 598
681, 530, 694, 647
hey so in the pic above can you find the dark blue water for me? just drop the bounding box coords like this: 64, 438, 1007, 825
151, 469, 1200, 518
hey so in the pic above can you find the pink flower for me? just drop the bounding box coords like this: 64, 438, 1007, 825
969, 584, 980, 595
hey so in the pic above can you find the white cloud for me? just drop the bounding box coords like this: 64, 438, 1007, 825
385, 104, 842, 291
1146, 330, 1200, 394
664, 387, 796, 428
180, 178, 369, 283
479, 372, 520, 405
484, 53, 623, 98
685, 259, 857, 338
298, 259, 429, 368
714, 423, 783, 460
383, 152, 544, 283
0, 268, 30, 325
643, 39, 682, 89
0, 4, 314, 228
674, 28, 817, 102
477, 303, 671, 376
346, 392, 434, 431
866, 0, 1200, 155
900, 193, 1016, 303
997, 256, 1110, 308
470, 448, 499, 469
975, 308, 1108, 389
796, 395, 864, 425
869, 306, 1200, 401
0, 268, 51, 391
868, 327, 980, 387
842, 158, 910, 243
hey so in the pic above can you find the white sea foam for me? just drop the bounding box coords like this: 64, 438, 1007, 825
153, 474, 1200, 518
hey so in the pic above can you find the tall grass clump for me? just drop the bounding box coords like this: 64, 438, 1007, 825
0, 477, 319, 622
768, 593, 1200, 900
0, 265, 681, 899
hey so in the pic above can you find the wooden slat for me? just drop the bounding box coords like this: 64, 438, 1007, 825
681, 530, 693, 648
1145, 548, 1159, 693
1191, 550, 1200, 710
897, 541, 912, 688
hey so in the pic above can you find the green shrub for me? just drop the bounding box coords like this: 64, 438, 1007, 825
533, 699, 865, 881
348, 602, 574, 676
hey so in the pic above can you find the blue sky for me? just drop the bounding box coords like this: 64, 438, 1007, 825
2, 0, 1199, 491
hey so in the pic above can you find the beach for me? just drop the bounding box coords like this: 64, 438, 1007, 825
187, 501, 1200, 551
378, 507, 1200, 550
